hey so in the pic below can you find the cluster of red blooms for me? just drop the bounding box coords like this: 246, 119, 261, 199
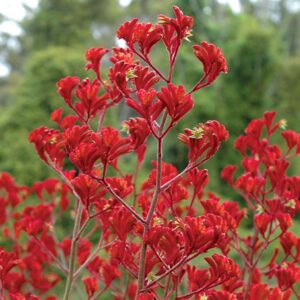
0, 6, 299, 300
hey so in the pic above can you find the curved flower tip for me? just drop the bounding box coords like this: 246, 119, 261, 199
221, 165, 238, 186
193, 41, 228, 89
159, 6, 194, 40
56, 76, 80, 105
116, 18, 139, 44
123, 117, 150, 150
83, 277, 99, 299
85, 47, 109, 76
178, 121, 228, 162
157, 83, 194, 123
117, 19, 162, 56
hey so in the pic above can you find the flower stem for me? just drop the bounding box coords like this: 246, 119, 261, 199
63, 202, 83, 300
136, 137, 163, 297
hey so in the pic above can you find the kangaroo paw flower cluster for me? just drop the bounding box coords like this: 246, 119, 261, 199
0, 6, 299, 300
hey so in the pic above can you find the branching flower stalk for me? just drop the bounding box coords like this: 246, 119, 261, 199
62, 202, 83, 300
137, 128, 163, 294
0, 5, 299, 300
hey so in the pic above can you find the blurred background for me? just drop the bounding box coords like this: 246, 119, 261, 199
0, 0, 299, 197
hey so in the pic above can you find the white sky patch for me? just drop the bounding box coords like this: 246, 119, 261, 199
0, 0, 39, 36
115, 37, 127, 48
119, 0, 132, 8
0, 0, 39, 20
0, 64, 10, 77
218, 0, 241, 13
0, 21, 23, 35
0, 0, 39, 77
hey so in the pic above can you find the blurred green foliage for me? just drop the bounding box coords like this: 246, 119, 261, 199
0, 47, 86, 183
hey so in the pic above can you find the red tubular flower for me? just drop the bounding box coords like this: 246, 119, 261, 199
268, 199, 292, 232
234, 135, 256, 157
182, 216, 219, 255
110, 47, 136, 65
276, 212, 293, 232
72, 174, 105, 208
245, 118, 265, 139
105, 176, 133, 198
205, 254, 240, 282
61, 125, 96, 153
249, 284, 269, 300
56, 76, 80, 106
263, 111, 278, 134
157, 83, 194, 123
281, 130, 300, 154
29, 127, 65, 168
109, 207, 136, 240
235, 173, 265, 198
126, 88, 164, 121
137, 293, 155, 300
242, 157, 260, 175
87, 256, 103, 275
6, 272, 26, 297
97, 127, 132, 168
83, 277, 99, 299
188, 169, 209, 198
273, 262, 300, 291
255, 213, 272, 236
117, 19, 162, 57
186, 265, 210, 292
69, 143, 100, 174
0, 250, 20, 283
142, 161, 178, 190
221, 165, 238, 186
164, 182, 189, 215
75, 78, 107, 121
9, 293, 26, 300
16, 204, 54, 236
267, 159, 289, 193
193, 42, 228, 89
32, 178, 71, 211
51, 108, 78, 130
110, 241, 139, 274
159, 6, 193, 60
201, 196, 245, 231
109, 60, 136, 97
0, 198, 7, 225
267, 288, 292, 300
31, 271, 60, 294
222, 276, 245, 294
133, 23, 162, 56
179, 120, 228, 162
255, 200, 293, 236
123, 118, 151, 150
85, 47, 109, 78
203, 290, 238, 300
280, 232, 300, 260
282, 176, 300, 206
58, 239, 72, 258
32, 178, 60, 202
159, 6, 193, 39
222, 201, 246, 229
77, 238, 92, 265
102, 262, 121, 287
1, 174, 29, 209
146, 225, 183, 266
116, 18, 139, 45
133, 65, 159, 91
